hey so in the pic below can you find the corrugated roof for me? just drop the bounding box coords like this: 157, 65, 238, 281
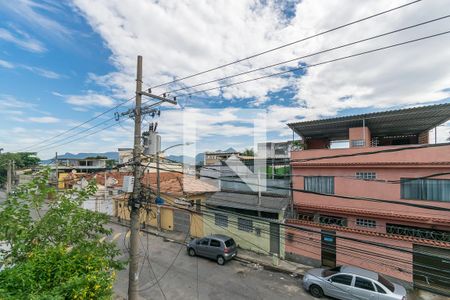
206, 191, 288, 213
288, 103, 450, 139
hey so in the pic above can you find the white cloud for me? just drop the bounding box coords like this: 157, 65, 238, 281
28, 116, 60, 123
21, 65, 62, 79
53, 91, 116, 107
0, 1, 71, 43
0, 27, 46, 53
71, 0, 450, 115
0, 59, 14, 68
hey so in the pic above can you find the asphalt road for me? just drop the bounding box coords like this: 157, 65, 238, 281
110, 223, 315, 300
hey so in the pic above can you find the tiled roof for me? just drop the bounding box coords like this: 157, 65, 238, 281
145, 175, 219, 196
294, 203, 450, 225
287, 219, 450, 248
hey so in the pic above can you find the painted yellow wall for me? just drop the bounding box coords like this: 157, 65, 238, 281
58, 173, 69, 189
202, 209, 285, 259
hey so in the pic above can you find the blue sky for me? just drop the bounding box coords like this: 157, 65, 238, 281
0, 0, 449, 159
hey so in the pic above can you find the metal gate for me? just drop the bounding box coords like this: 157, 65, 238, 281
173, 209, 190, 233
413, 245, 450, 296
270, 222, 280, 256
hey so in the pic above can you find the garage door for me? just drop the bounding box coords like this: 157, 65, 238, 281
173, 209, 190, 233
413, 245, 450, 296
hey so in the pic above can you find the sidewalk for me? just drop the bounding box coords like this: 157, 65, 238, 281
110, 218, 311, 278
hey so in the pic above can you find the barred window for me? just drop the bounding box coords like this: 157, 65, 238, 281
401, 178, 450, 202
386, 223, 450, 242
356, 172, 377, 180
304, 176, 334, 194
356, 218, 376, 228
238, 217, 253, 232
319, 215, 347, 227
214, 213, 228, 227
351, 139, 365, 147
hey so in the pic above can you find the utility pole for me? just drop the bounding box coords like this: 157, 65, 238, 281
55, 152, 59, 192
128, 55, 143, 300
6, 160, 11, 194
12, 160, 15, 187
126, 56, 177, 300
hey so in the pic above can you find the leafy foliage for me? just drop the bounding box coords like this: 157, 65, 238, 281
0, 169, 123, 299
0, 152, 40, 185
242, 148, 255, 156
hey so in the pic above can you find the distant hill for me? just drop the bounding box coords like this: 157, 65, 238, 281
166, 153, 204, 165
41, 152, 119, 164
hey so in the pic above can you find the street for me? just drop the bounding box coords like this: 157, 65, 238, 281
110, 223, 315, 300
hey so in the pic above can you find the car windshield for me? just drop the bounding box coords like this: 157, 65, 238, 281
225, 238, 235, 247
378, 274, 395, 292
322, 266, 342, 277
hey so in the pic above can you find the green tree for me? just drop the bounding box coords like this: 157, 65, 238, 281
0, 152, 40, 186
0, 169, 123, 299
241, 148, 255, 156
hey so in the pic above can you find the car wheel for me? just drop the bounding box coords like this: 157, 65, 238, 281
188, 248, 196, 256
309, 284, 324, 298
217, 256, 225, 265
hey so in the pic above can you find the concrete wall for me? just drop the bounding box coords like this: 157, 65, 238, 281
202, 209, 285, 259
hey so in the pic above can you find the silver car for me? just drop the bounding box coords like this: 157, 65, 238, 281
187, 234, 237, 265
303, 265, 407, 300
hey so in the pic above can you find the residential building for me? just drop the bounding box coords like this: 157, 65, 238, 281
257, 140, 301, 159
204, 150, 240, 166
286, 103, 450, 295
115, 173, 218, 237
203, 191, 288, 259
54, 157, 108, 174
61, 171, 126, 215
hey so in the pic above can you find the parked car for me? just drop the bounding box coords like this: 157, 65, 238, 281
187, 234, 237, 265
302, 265, 407, 300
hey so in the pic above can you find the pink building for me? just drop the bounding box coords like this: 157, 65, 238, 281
286, 103, 450, 295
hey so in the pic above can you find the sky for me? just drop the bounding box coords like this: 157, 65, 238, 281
0, 0, 449, 159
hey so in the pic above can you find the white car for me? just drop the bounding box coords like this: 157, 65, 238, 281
303, 265, 407, 300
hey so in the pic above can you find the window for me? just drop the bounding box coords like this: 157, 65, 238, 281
255, 227, 261, 236
356, 172, 377, 180
330, 274, 353, 286
356, 218, 376, 228
200, 238, 209, 246
401, 178, 450, 201
215, 213, 228, 227
304, 176, 334, 194
297, 213, 314, 222
238, 217, 253, 232
374, 283, 386, 294
196, 199, 201, 212
354, 277, 375, 291
351, 139, 365, 147
319, 215, 347, 227
225, 239, 235, 248
210, 239, 221, 247
386, 223, 450, 242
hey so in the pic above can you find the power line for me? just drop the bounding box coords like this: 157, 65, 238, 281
173, 30, 450, 98
36, 120, 124, 153
148, 0, 423, 90
33, 116, 117, 153
141, 163, 450, 214
14, 96, 135, 152
164, 15, 450, 95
